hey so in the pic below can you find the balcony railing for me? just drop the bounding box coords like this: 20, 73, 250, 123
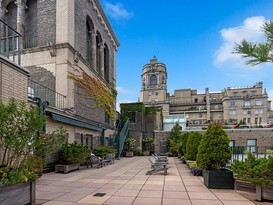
28, 79, 66, 109
0, 19, 21, 65
23, 35, 55, 49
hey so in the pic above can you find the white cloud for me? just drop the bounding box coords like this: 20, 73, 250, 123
116, 86, 138, 95
103, 1, 133, 20
214, 16, 267, 67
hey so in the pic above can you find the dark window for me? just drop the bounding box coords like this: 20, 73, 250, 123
194, 98, 198, 103
128, 112, 136, 123
150, 75, 157, 85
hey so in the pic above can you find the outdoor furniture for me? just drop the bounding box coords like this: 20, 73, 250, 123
146, 157, 168, 175
86, 154, 102, 168
152, 153, 168, 163
101, 153, 115, 167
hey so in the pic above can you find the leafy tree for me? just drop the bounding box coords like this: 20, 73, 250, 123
185, 132, 202, 160
234, 20, 273, 66
167, 123, 182, 156
196, 123, 232, 170
0, 98, 67, 186
180, 132, 189, 156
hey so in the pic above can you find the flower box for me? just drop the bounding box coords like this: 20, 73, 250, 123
203, 169, 234, 189
0, 182, 35, 205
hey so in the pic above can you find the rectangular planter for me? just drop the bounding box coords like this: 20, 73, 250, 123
0, 182, 35, 205
55, 164, 80, 174
126, 151, 134, 157
203, 169, 234, 189
234, 179, 256, 193
256, 185, 273, 202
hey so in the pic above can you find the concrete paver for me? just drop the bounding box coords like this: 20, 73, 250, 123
36, 157, 256, 205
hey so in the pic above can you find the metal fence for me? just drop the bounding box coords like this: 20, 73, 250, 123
0, 19, 21, 65
226, 146, 273, 168
28, 79, 66, 109
23, 35, 55, 49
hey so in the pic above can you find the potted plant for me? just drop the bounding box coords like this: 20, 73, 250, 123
196, 123, 233, 189
0, 98, 67, 205
55, 142, 90, 173
125, 137, 136, 157
231, 152, 273, 201
188, 161, 202, 176
142, 137, 156, 156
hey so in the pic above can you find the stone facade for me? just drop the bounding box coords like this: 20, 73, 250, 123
141, 58, 273, 128
0, 0, 119, 145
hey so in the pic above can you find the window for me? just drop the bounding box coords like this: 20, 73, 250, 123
243, 118, 246, 123
150, 75, 157, 85
215, 105, 219, 109
255, 118, 258, 124
233, 92, 237, 97
251, 91, 257, 96
255, 110, 259, 115
243, 110, 247, 115
155, 92, 158, 96
229, 140, 235, 148
86, 135, 93, 150
259, 109, 263, 114
256, 100, 262, 106
247, 118, 251, 123
230, 101, 236, 107
247, 139, 257, 153
259, 117, 263, 123
149, 92, 152, 96
244, 101, 250, 108
194, 98, 198, 103
229, 110, 237, 116
199, 113, 202, 118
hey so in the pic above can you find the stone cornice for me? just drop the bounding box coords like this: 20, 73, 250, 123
93, 0, 120, 48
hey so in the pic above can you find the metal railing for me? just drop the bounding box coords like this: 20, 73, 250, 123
114, 119, 130, 159
28, 79, 66, 109
23, 35, 55, 49
226, 146, 273, 167
0, 19, 21, 65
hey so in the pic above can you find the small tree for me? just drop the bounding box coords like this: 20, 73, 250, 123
143, 137, 156, 151
167, 123, 183, 156
0, 98, 67, 185
125, 137, 136, 152
180, 132, 189, 156
197, 123, 232, 170
185, 132, 202, 160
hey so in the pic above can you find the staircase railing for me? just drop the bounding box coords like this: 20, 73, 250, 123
115, 119, 130, 159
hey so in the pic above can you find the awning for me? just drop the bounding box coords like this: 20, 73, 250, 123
51, 114, 103, 132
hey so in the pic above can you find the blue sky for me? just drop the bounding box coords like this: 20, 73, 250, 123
101, 0, 273, 110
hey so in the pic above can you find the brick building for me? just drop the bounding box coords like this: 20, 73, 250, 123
0, 0, 119, 147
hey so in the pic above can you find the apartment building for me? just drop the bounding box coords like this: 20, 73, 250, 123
141, 57, 273, 128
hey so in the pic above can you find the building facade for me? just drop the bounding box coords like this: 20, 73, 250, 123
141, 57, 273, 128
1, 0, 119, 147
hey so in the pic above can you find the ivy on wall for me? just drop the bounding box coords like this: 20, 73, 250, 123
68, 69, 117, 120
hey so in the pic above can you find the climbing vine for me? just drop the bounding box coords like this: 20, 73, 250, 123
68, 69, 117, 120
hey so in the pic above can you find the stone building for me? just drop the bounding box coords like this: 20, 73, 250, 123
141, 57, 273, 128
0, 0, 119, 147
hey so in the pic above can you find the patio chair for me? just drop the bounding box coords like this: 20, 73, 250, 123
86, 154, 102, 168
152, 153, 168, 163
146, 157, 168, 175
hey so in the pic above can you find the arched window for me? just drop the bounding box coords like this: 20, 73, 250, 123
86, 16, 94, 65
24, 0, 37, 48
104, 43, 109, 82
150, 75, 157, 85
96, 32, 102, 73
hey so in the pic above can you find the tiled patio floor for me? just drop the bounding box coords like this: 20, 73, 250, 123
36, 157, 256, 205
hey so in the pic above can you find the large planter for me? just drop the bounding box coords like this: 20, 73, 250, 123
143, 151, 150, 156
0, 182, 36, 205
256, 185, 273, 202
55, 164, 80, 174
234, 179, 256, 193
202, 169, 234, 189
126, 151, 134, 157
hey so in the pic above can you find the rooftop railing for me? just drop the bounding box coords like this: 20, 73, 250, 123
28, 79, 66, 109
0, 19, 21, 65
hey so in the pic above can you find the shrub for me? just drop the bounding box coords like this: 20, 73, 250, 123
93, 145, 116, 157
231, 152, 273, 187
142, 137, 156, 151
125, 137, 136, 151
133, 150, 144, 156
185, 132, 202, 160
196, 123, 232, 170
167, 123, 183, 156
189, 161, 198, 169
58, 142, 90, 164
180, 132, 189, 156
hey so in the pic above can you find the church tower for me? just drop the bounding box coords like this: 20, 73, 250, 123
140, 57, 167, 104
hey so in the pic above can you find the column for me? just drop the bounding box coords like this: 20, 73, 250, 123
99, 42, 104, 78
91, 30, 96, 70
15, 0, 25, 49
